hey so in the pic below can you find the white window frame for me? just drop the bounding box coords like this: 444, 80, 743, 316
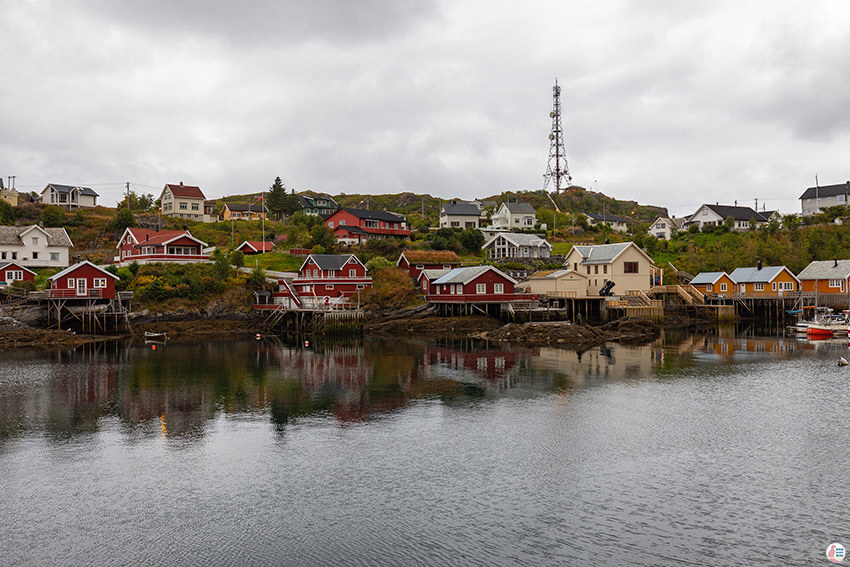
476, 283, 486, 294
349, 269, 356, 277
93, 278, 107, 288
494, 283, 504, 294
50, 252, 59, 261
67, 278, 75, 289
755, 283, 765, 291
720, 283, 727, 292
706, 284, 713, 292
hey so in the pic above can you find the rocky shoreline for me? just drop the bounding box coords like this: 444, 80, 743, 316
0, 307, 663, 350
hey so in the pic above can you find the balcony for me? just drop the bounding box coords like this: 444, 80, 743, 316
426, 293, 538, 304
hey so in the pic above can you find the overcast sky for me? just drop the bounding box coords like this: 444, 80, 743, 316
2, 1, 849, 216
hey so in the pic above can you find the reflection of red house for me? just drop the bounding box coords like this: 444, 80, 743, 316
268, 254, 372, 310
48, 261, 119, 299
421, 345, 531, 382
236, 240, 274, 254
397, 250, 460, 280
0, 261, 36, 285
115, 227, 211, 266
325, 208, 411, 245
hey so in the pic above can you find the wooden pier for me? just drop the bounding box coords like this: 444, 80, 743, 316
263, 305, 364, 335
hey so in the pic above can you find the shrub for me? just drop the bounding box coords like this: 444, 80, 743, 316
230, 249, 245, 269
361, 267, 419, 310
365, 256, 393, 273
247, 267, 266, 290
41, 205, 65, 227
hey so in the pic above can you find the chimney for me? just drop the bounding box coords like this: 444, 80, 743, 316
834, 258, 839, 268
180, 181, 184, 187
146, 234, 149, 242
604, 238, 610, 244
757, 260, 762, 270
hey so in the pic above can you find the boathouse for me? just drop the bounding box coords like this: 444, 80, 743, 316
797, 259, 850, 297
426, 265, 536, 315
397, 250, 460, 280
514, 269, 589, 297
729, 264, 799, 297
115, 227, 211, 266
563, 242, 661, 295
417, 268, 451, 295
48, 261, 118, 299
690, 272, 736, 297
290, 254, 372, 309
0, 261, 36, 286
236, 240, 275, 255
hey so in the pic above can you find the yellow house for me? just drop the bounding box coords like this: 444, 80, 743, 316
563, 241, 660, 295
222, 203, 268, 221
160, 182, 208, 221
729, 265, 799, 297
0, 189, 19, 207
515, 269, 589, 297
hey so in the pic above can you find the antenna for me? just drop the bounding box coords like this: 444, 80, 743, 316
543, 78, 572, 194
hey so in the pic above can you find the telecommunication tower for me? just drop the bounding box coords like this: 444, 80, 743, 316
543, 79, 572, 193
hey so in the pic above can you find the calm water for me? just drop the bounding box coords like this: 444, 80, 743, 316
0, 333, 848, 566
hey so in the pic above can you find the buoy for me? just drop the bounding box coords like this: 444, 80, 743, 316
304, 340, 310, 348
256, 333, 261, 340
151, 344, 156, 351
839, 357, 848, 366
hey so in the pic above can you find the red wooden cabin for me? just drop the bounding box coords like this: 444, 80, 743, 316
274, 254, 372, 309
397, 250, 461, 280
236, 240, 275, 255
0, 262, 36, 286
48, 261, 119, 299
115, 227, 210, 266
426, 265, 530, 303
325, 208, 411, 245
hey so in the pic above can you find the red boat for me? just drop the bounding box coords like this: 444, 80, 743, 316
806, 323, 838, 339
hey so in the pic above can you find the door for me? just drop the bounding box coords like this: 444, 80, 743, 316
739, 284, 745, 294
77, 278, 87, 296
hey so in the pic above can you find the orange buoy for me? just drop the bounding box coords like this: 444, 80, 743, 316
256, 333, 261, 340
151, 344, 157, 350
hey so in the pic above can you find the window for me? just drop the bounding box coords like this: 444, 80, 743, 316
594, 265, 598, 275
476, 283, 486, 294
32, 237, 38, 246
32, 252, 38, 260
191, 203, 199, 211
51, 253, 59, 261
68, 278, 75, 289
11, 252, 16, 260
0, 252, 4, 260
328, 221, 334, 228
93, 278, 107, 288
586, 266, 590, 274
340, 220, 346, 226
829, 279, 843, 288
706, 284, 713, 292
356, 284, 365, 290
349, 269, 356, 277
494, 283, 504, 294
624, 262, 639, 274
415, 264, 424, 269
328, 270, 336, 277
325, 285, 334, 290
755, 283, 765, 291
720, 283, 727, 292
179, 202, 187, 210
603, 265, 607, 274
781, 281, 794, 291
7, 270, 23, 281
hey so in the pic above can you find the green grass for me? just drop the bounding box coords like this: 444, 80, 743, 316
246, 252, 303, 272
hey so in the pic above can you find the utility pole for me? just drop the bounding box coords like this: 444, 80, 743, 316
126, 182, 130, 209
543, 78, 572, 194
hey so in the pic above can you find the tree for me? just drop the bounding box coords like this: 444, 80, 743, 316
41, 205, 65, 227
229, 249, 245, 269
723, 215, 735, 231
282, 189, 301, 217
459, 228, 485, 253
116, 190, 155, 211
0, 200, 14, 224
307, 224, 336, 252
266, 177, 287, 220
212, 250, 233, 281
112, 208, 137, 231
247, 267, 266, 290
365, 256, 393, 273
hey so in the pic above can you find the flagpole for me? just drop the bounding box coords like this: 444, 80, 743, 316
261, 191, 265, 253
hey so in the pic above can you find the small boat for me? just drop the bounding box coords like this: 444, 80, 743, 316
806, 322, 844, 339
144, 331, 168, 342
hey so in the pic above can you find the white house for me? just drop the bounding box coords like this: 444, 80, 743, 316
0, 225, 72, 268
482, 232, 552, 259
40, 183, 99, 209
439, 201, 481, 229
585, 213, 629, 233
683, 204, 769, 231
647, 216, 684, 240
799, 181, 850, 216
490, 202, 537, 230
563, 241, 661, 295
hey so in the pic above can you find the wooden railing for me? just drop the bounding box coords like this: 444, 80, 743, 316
426, 293, 538, 303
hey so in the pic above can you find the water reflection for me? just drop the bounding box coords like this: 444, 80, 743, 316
0, 332, 845, 446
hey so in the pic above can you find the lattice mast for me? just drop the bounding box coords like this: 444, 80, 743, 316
543, 78, 572, 193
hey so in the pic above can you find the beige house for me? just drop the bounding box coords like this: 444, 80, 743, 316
490, 202, 536, 230
563, 241, 660, 295
515, 269, 589, 297
0, 182, 19, 206
160, 182, 211, 222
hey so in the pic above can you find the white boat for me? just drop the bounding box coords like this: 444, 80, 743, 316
144, 331, 168, 342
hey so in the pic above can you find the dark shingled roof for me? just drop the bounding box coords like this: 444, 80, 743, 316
503, 202, 535, 214
305, 254, 361, 271
46, 183, 99, 197
442, 202, 480, 216
799, 182, 850, 200
703, 204, 769, 222
225, 203, 268, 213
341, 208, 405, 222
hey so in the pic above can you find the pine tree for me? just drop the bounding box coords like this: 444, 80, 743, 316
266, 177, 287, 220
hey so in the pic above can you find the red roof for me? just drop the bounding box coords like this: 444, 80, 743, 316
165, 183, 206, 200
238, 240, 275, 252
127, 228, 196, 246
